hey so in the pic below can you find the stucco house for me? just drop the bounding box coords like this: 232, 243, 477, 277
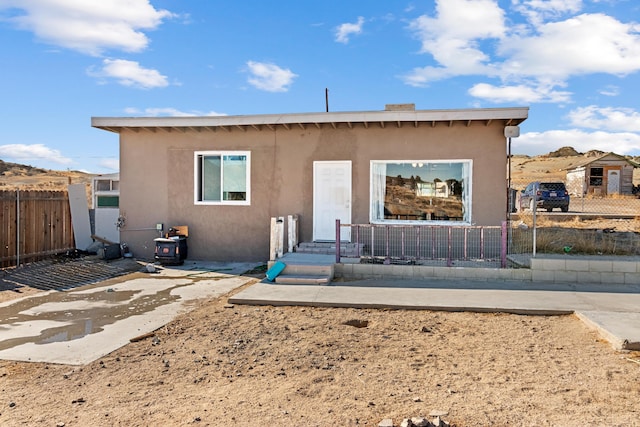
566, 153, 639, 197
92, 104, 528, 262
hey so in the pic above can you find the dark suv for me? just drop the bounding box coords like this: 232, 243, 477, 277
520, 182, 570, 212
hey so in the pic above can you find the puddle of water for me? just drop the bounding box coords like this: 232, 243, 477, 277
0, 278, 196, 350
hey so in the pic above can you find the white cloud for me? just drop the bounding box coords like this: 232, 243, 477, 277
89, 59, 168, 89
403, 1, 640, 104
124, 107, 226, 117
0, 144, 72, 166
411, 0, 506, 48
519, 0, 583, 14
335, 16, 365, 44
599, 85, 620, 97
514, 129, 640, 156
0, 0, 174, 56
513, 0, 583, 25
97, 158, 119, 171
246, 61, 297, 92
402, 0, 506, 86
468, 82, 572, 103
568, 106, 640, 132
401, 66, 453, 87
500, 13, 640, 79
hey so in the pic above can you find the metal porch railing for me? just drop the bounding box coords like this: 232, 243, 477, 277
336, 220, 508, 268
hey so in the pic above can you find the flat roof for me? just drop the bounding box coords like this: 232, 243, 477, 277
92, 107, 528, 133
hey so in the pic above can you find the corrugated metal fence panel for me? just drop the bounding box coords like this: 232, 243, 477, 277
0, 190, 75, 268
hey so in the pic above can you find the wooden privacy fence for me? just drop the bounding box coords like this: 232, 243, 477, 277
0, 190, 75, 268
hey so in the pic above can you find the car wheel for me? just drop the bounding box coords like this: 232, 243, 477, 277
546, 207, 553, 212
561, 206, 569, 212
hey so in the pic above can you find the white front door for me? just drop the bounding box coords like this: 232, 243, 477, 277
607, 170, 620, 194
313, 161, 352, 241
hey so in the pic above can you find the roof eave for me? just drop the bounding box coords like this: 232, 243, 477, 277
91, 107, 529, 133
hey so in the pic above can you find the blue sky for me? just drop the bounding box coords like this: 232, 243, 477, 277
1, 0, 639, 173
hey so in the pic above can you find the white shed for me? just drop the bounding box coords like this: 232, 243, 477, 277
565, 153, 638, 197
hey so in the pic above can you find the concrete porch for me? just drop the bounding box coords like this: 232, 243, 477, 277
269, 249, 640, 286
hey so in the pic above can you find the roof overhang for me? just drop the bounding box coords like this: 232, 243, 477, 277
565, 152, 640, 170
91, 107, 529, 134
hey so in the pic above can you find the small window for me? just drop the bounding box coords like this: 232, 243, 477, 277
97, 195, 119, 208
95, 179, 112, 191
194, 151, 250, 205
589, 167, 604, 186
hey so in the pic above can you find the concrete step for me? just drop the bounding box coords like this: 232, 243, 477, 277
297, 242, 364, 256
274, 274, 332, 285
267, 253, 336, 284
281, 263, 334, 277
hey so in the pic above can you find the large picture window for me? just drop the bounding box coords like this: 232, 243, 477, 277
195, 151, 250, 205
370, 160, 471, 223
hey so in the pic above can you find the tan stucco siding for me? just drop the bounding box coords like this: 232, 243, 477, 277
118, 122, 508, 261
118, 130, 170, 248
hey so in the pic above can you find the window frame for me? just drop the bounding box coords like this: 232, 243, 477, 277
194, 150, 251, 206
589, 167, 604, 187
369, 159, 472, 225
96, 195, 119, 208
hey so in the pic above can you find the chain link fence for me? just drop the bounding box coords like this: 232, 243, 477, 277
509, 169, 640, 257
513, 190, 640, 216
509, 215, 640, 258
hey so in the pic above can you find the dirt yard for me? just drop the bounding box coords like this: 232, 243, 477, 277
1, 278, 639, 427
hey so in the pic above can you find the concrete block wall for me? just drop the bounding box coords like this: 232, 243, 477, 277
529, 257, 640, 285
335, 257, 640, 285
335, 263, 533, 282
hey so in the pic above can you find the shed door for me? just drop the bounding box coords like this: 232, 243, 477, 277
313, 161, 352, 241
607, 170, 620, 194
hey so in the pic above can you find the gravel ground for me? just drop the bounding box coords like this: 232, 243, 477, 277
1, 279, 639, 426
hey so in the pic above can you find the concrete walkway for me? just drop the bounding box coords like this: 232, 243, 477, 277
2, 258, 639, 366
0, 261, 259, 365
229, 278, 640, 351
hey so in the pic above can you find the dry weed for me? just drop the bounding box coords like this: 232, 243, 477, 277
510, 224, 640, 255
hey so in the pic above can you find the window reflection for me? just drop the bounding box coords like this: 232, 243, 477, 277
371, 161, 470, 222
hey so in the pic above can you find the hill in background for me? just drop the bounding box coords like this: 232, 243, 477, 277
0, 159, 94, 191
511, 147, 640, 189
2, 147, 639, 191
